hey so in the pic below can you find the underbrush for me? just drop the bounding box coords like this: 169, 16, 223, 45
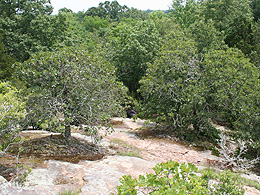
200, 168, 260, 191
114, 160, 247, 195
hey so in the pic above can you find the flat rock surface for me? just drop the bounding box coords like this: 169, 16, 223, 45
18, 156, 156, 195
1, 117, 259, 195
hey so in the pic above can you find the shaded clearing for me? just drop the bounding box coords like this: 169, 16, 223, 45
0, 133, 104, 181
9, 134, 104, 163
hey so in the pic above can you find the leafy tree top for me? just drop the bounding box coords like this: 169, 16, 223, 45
0, 0, 53, 18
86, 1, 128, 21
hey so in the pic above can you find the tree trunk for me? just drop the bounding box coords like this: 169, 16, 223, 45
65, 124, 71, 140
61, 62, 71, 140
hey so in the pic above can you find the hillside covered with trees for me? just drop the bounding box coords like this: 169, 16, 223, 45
1, 0, 260, 191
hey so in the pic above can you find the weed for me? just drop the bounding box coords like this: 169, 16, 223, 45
58, 188, 82, 195
117, 151, 142, 159
201, 168, 260, 191
110, 138, 142, 158
12, 164, 31, 186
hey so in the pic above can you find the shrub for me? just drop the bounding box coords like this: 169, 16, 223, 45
114, 160, 245, 195
0, 82, 25, 157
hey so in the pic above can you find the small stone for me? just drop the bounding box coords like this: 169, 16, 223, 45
82, 176, 88, 182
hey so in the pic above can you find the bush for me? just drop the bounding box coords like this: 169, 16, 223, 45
0, 82, 25, 157
114, 160, 245, 195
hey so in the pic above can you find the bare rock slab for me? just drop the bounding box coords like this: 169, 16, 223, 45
21, 155, 157, 195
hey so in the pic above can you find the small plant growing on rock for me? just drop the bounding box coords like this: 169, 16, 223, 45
110, 138, 142, 158
11, 164, 31, 186
201, 168, 245, 195
58, 188, 82, 195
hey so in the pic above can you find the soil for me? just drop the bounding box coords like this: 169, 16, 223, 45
0, 132, 104, 181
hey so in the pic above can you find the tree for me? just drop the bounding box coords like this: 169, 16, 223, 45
189, 19, 227, 54
0, 82, 25, 158
55, 10, 98, 52
85, 1, 129, 21
201, 48, 260, 134
120, 7, 148, 21
139, 31, 260, 140
251, 20, 260, 67
14, 48, 127, 141
109, 21, 161, 96
0, 0, 68, 62
169, 0, 201, 29
83, 16, 110, 33
250, 0, 260, 22
148, 11, 176, 37
0, 0, 53, 19
139, 35, 206, 137
201, 0, 255, 55
74, 11, 85, 22
85, 1, 147, 22
0, 35, 15, 80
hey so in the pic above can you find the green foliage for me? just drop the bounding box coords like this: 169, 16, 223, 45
0, 1, 69, 62
58, 8, 73, 14
0, 82, 25, 156
189, 19, 227, 54
139, 28, 260, 141
201, 48, 260, 130
251, 20, 260, 67
14, 48, 127, 140
120, 8, 148, 21
167, 0, 257, 60
251, 0, 260, 21
56, 11, 98, 52
0, 0, 53, 19
201, 0, 255, 55
109, 20, 161, 95
201, 0, 253, 32
115, 160, 245, 195
169, 0, 201, 29
148, 11, 176, 37
83, 16, 110, 33
58, 188, 82, 195
201, 168, 245, 194
139, 34, 209, 137
85, 1, 129, 21
0, 35, 15, 80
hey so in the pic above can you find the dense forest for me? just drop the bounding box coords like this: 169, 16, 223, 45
0, 0, 260, 175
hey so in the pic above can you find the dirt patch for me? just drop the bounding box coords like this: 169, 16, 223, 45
0, 133, 104, 182
132, 126, 215, 151
110, 118, 131, 129
9, 134, 104, 163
